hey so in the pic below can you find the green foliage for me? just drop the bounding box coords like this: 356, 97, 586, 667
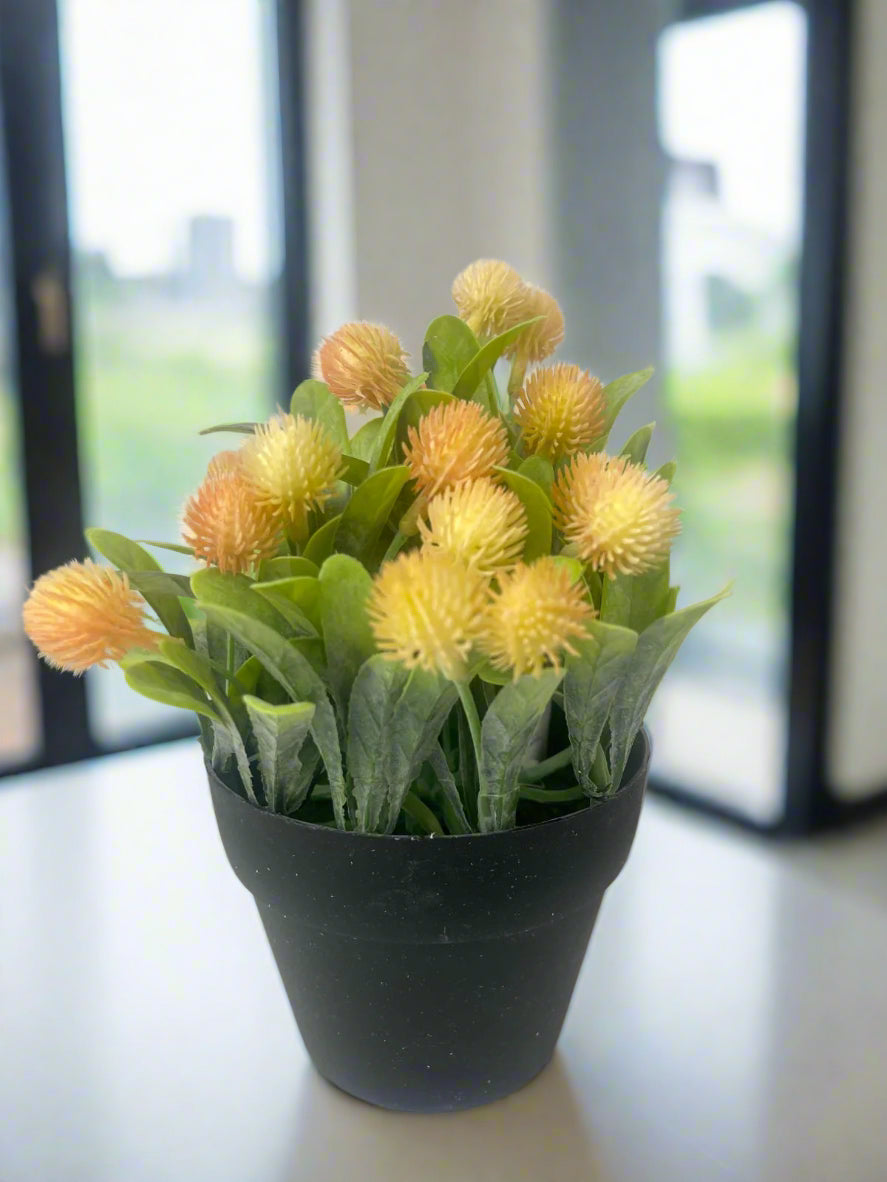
242, 696, 316, 813
368, 374, 429, 472
290, 378, 349, 450
318, 554, 375, 716
349, 417, 383, 461
600, 564, 671, 634
335, 465, 410, 565
620, 423, 655, 466
595, 366, 654, 444
86, 527, 191, 642
451, 318, 541, 403
477, 670, 562, 832
422, 315, 479, 392
494, 467, 552, 560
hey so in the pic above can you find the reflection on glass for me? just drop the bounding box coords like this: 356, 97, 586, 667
0, 119, 41, 769
59, 0, 281, 744
651, 2, 806, 821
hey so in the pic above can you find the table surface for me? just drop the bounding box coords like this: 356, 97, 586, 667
2, 741, 886, 1182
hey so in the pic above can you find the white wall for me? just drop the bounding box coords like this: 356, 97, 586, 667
827, 0, 887, 799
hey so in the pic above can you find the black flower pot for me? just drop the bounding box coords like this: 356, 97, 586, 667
208, 729, 650, 1113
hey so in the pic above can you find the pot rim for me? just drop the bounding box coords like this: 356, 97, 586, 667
206, 726, 651, 843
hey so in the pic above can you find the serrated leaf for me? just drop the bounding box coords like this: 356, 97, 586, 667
494, 467, 552, 560
608, 586, 731, 788
451, 317, 541, 402
367, 374, 428, 472
620, 422, 655, 465
242, 696, 316, 813
86, 528, 190, 642
422, 315, 479, 392
335, 465, 410, 565
318, 554, 375, 716
303, 514, 341, 565
290, 378, 348, 450
478, 670, 562, 832
198, 603, 346, 826
564, 621, 638, 796
348, 656, 456, 833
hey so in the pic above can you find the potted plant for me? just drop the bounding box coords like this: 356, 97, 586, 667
23, 259, 726, 1112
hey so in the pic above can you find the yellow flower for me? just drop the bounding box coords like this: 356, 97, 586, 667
553, 452, 681, 578
514, 363, 605, 460
505, 285, 565, 366
205, 449, 243, 479
22, 559, 157, 674
368, 549, 489, 680
480, 557, 593, 678
241, 412, 343, 540
418, 478, 528, 576
313, 321, 410, 411
451, 259, 527, 338
182, 469, 281, 574
403, 400, 509, 497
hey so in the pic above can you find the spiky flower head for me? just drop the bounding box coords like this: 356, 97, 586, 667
451, 258, 527, 338
553, 452, 681, 578
505, 285, 565, 365
23, 559, 157, 674
313, 321, 410, 411
418, 478, 528, 576
480, 556, 593, 678
205, 449, 243, 479
368, 549, 489, 680
403, 400, 509, 498
514, 363, 606, 461
241, 412, 343, 540
182, 469, 281, 574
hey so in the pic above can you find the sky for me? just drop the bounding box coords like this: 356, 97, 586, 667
60, 0, 278, 280
658, 2, 807, 244
59, 0, 806, 280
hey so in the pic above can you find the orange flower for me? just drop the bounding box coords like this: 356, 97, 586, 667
205, 449, 243, 479
480, 557, 593, 677
553, 452, 681, 578
514, 363, 605, 460
182, 469, 281, 574
403, 400, 509, 497
23, 560, 157, 674
314, 321, 410, 410
505, 285, 565, 366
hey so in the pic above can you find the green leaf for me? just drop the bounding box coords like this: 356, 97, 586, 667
257, 556, 318, 581
665, 585, 679, 613
427, 744, 470, 834
348, 656, 456, 833
137, 540, 195, 556
318, 554, 375, 715
251, 576, 321, 632
335, 465, 410, 565
367, 374, 428, 472
601, 366, 654, 433
494, 467, 552, 560
516, 455, 555, 497
198, 603, 346, 827
608, 586, 731, 789
303, 514, 341, 565
422, 315, 479, 393
600, 562, 671, 634
290, 378, 349, 450
190, 568, 298, 636
656, 460, 676, 485
620, 422, 655, 465
478, 670, 562, 832
341, 454, 369, 485
198, 422, 257, 436
349, 417, 383, 461
242, 696, 316, 813
121, 653, 222, 723
564, 621, 638, 796
126, 571, 194, 601
86, 527, 190, 642
451, 318, 541, 402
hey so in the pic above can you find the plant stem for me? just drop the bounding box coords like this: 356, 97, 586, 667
455, 678, 488, 815
382, 531, 408, 565
401, 792, 444, 836
520, 746, 574, 783
591, 742, 611, 793
226, 633, 235, 693
519, 783, 585, 803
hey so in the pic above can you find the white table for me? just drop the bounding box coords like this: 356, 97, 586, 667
1, 740, 886, 1182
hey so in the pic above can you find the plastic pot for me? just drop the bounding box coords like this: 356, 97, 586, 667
207, 729, 650, 1113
